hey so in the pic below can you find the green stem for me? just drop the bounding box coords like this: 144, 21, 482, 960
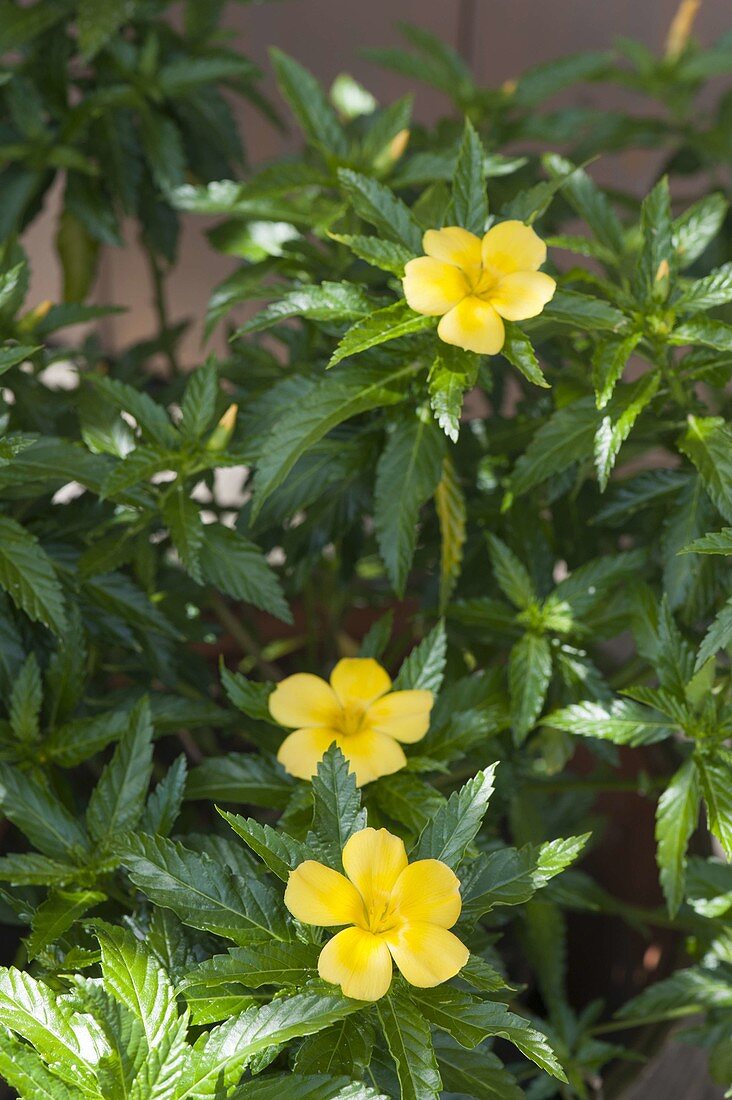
146, 246, 179, 376
209, 590, 284, 681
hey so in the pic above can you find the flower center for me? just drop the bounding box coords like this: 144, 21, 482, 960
465, 263, 502, 299
364, 896, 401, 935
337, 700, 367, 737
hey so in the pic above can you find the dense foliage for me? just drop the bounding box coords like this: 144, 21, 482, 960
0, 2, 731, 1097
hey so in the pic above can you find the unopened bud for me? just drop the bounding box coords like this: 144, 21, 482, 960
665, 0, 702, 60
206, 403, 238, 451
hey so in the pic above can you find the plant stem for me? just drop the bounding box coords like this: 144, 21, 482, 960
146, 246, 179, 376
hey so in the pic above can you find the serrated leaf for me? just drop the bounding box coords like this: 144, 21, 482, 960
198, 524, 291, 622
182, 941, 319, 995
413, 765, 496, 869
220, 812, 309, 881
675, 262, 732, 312
271, 49, 347, 157
328, 300, 434, 368
452, 119, 488, 235
591, 331, 643, 409
0, 1028, 83, 1100
697, 749, 732, 858
374, 414, 445, 595
162, 487, 204, 583
655, 757, 700, 916
543, 289, 627, 333
393, 621, 446, 693
681, 527, 732, 555
546, 699, 673, 745
435, 456, 466, 613
594, 371, 660, 491
509, 398, 597, 498
181, 360, 218, 440
26, 888, 104, 959
142, 755, 187, 837
101, 444, 170, 499
186, 753, 293, 808
237, 282, 374, 336
330, 233, 412, 276
9, 653, 41, 743
544, 154, 624, 255
78, 0, 131, 58
91, 377, 178, 447
696, 598, 732, 669
308, 745, 366, 868
220, 667, 274, 721
338, 168, 422, 251
0, 517, 66, 634
634, 176, 673, 302
86, 699, 154, 845
434, 1033, 524, 1100
377, 987, 442, 1100
0, 763, 88, 860
510, 633, 552, 744
117, 834, 289, 942
295, 1013, 374, 1076
501, 323, 548, 388
678, 416, 732, 523
673, 193, 727, 269
486, 534, 534, 609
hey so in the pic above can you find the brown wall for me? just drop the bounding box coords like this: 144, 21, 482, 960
25, 0, 731, 363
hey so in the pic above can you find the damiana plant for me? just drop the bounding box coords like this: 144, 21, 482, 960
0, 1, 730, 1098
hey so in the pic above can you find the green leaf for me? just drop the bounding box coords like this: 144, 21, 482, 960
9, 653, 42, 743
411, 987, 566, 1081
252, 362, 419, 517
546, 699, 673, 745
591, 331, 643, 409
175, 991, 363, 1099
308, 745, 367, 868
655, 757, 700, 916
680, 527, 732, 555
673, 193, 727, 269
294, 1014, 373, 1076
509, 399, 597, 498
670, 316, 732, 352
428, 345, 478, 442
434, 1033, 524, 1100
393, 621, 447, 693
543, 289, 628, 333
220, 667, 274, 721
377, 987, 442, 1100
95, 922, 184, 1047
0, 968, 97, 1091
696, 598, 732, 669
142, 755, 187, 837
486, 534, 535, 610
374, 414, 445, 595
56, 208, 100, 302
237, 282, 374, 336
182, 941, 319, 995
91, 377, 178, 448
697, 749, 732, 858
594, 371, 660, 491
501, 323, 549, 388
330, 233, 412, 276
452, 119, 488, 235
0, 1029, 82, 1100
86, 699, 154, 845
101, 444, 170, 499
186, 754, 293, 809
220, 812, 308, 881
198, 525, 291, 623
634, 176, 673, 302
26, 888, 104, 959
270, 49, 347, 157
78, 0, 131, 58
510, 633, 552, 744
338, 168, 423, 251
117, 833, 289, 942
328, 300, 434, 368
181, 360, 218, 440
0, 517, 66, 634
544, 154, 624, 255
235, 1075, 382, 1099
413, 765, 497, 869
678, 416, 732, 522
435, 455, 466, 613
162, 487, 204, 583
0, 764, 88, 860
675, 262, 732, 312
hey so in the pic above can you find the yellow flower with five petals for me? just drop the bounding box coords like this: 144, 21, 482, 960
402, 221, 555, 355
270, 657, 433, 786
285, 826, 469, 1001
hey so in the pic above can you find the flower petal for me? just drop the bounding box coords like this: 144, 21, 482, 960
285, 861, 365, 926
367, 690, 433, 744
438, 297, 505, 355
384, 922, 469, 987
277, 728, 342, 781
490, 271, 556, 321
423, 226, 482, 270
338, 729, 407, 786
481, 220, 547, 276
402, 257, 469, 317
330, 658, 392, 707
342, 827, 408, 913
318, 926, 393, 1001
389, 859, 463, 928
269, 673, 339, 729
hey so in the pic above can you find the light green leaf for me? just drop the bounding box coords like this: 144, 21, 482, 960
413, 765, 496, 869
678, 415, 732, 523
594, 371, 660, 491
452, 119, 488, 235
510, 633, 552, 744
546, 699, 673, 745
435, 455, 466, 613
696, 598, 732, 669
697, 749, 732, 858
338, 168, 423, 251
220, 812, 308, 881
86, 699, 154, 845
330, 233, 412, 276
680, 527, 732, 555
162, 487, 204, 583
308, 745, 367, 869
328, 300, 434, 368
591, 331, 642, 409
394, 620, 447, 693
198, 524, 291, 623
655, 757, 700, 916
271, 49, 347, 157
676, 262, 732, 312
26, 889, 105, 959
237, 282, 374, 336
0, 517, 66, 634
486, 534, 535, 610
673, 193, 727, 269
501, 323, 548, 388
377, 987, 442, 1100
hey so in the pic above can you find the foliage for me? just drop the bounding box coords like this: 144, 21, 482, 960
0, 3, 731, 1098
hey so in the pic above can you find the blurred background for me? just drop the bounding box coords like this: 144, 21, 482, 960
24, 0, 732, 360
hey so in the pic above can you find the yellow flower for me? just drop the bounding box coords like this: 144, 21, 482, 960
270, 657, 432, 786
402, 221, 556, 355
285, 827, 469, 1000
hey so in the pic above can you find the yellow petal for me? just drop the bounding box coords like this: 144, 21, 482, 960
367, 690, 433, 744
438, 297, 505, 355
338, 729, 407, 786
389, 859, 463, 928
342, 828, 408, 913
402, 257, 469, 317
285, 861, 365, 926
330, 658, 391, 707
384, 922, 469, 987
481, 220, 547, 276
269, 673, 339, 729
318, 926, 393, 1001
489, 271, 556, 321
423, 226, 482, 270
277, 728, 342, 781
